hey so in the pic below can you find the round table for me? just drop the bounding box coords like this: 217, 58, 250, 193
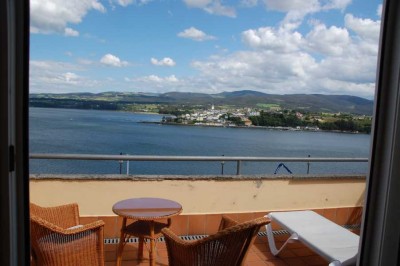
113, 197, 182, 266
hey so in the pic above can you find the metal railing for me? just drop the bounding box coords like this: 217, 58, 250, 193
30, 153, 369, 175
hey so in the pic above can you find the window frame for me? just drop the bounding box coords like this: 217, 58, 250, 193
2, 0, 400, 264
0, 0, 30, 265
359, 0, 400, 264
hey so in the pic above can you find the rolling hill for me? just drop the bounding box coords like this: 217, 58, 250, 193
29, 90, 374, 115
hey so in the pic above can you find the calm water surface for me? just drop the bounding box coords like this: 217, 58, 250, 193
29, 108, 371, 175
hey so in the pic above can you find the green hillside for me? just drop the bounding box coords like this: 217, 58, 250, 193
29, 90, 374, 115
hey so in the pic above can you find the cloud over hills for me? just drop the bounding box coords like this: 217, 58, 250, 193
100, 54, 128, 67
178, 27, 216, 41
30, 0, 106, 35
29, 0, 382, 99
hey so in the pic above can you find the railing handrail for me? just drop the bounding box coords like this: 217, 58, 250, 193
29, 153, 369, 175
29, 153, 368, 162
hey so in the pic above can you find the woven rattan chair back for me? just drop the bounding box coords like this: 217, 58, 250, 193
30, 203, 105, 266
162, 216, 270, 266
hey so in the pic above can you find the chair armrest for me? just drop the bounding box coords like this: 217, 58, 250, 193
31, 215, 104, 235
63, 220, 105, 235
162, 227, 224, 248
161, 228, 188, 246
30, 202, 80, 227
219, 215, 239, 231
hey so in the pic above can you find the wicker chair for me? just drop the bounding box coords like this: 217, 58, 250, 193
30, 203, 105, 266
162, 216, 270, 266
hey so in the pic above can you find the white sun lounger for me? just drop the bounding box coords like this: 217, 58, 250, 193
265, 210, 359, 266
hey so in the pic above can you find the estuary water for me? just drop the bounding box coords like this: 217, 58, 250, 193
29, 107, 371, 175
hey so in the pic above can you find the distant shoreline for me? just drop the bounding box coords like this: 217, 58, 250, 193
29, 90, 374, 116
140, 121, 368, 135
29, 107, 369, 135
29, 106, 161, 115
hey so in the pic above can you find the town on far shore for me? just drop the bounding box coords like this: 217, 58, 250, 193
159, 104, 372, 134
28, 91, 373, 134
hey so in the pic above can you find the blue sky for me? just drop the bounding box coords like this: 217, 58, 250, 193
30, 0, 382, 99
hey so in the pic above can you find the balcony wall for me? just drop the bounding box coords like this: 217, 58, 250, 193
30, 174, 365, 238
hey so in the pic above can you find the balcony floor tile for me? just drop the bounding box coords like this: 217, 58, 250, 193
106, 234, 331, 266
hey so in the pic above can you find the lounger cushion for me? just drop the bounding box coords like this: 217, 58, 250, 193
268, 210, 359, 264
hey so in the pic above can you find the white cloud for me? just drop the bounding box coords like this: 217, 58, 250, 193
151, 57, 176, 67
129, 75, 181, 91
242, 27, 303, 52
377, 4, 383, 17
180, 13, 380, 99
30, 60, 83, 72
117, 0, 134, 6
189, 48, 375, 98
30, 6, 380, 100
64, 27, 79, 37
100, 54, 128, 67
263, 0, 320, 12
82, 33, 107, 43
62, 72, 80, 84
30, 60, 90, 92
306, 24, 350, 56
183, 0, 236, 17
178, 27, 216, 41
29, 60, 127, 93
240, 0, 258, 7
114, 0, 152, 7
166, 75, 179, 82
204, 2, 236, 17
263, 0, 351, 13
77, 58, 94, 65
138, 75, 179, 83
345, 14, 381, 43
183, 0, 212, 8
263, 0, 352, 30
314, 55, 376, 84
35, 71, 81, 86
30, 0, 106, 34
30, 4, 381, 99
321, 0, 352, 11
191, 51, 317, 92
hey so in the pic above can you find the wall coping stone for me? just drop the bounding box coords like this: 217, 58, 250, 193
30, 174, 366, 181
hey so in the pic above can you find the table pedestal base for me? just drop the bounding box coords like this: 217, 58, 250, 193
116, 218, 171, 266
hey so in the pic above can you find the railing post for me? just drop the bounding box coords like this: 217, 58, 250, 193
119, 152, 123, 174
221, 154, 225, 175
236, 160, 241, 175
307, 154, 311, 174
126, 154, 130, 175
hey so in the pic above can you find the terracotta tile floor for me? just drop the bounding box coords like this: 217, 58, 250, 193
104, 233, 332, 266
